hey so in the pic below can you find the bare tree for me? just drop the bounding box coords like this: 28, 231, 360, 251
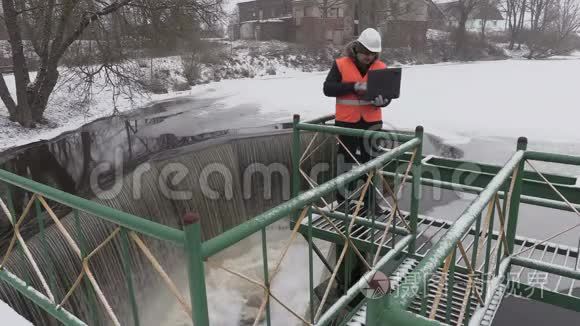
525, 0, 558, 55
529, 0, 557, 31
504, 0, 527, 48
555, 0, 580, 38
378, 0, 418, 21
318, 0, 347, 18
479, 0, 501, 40
526, 0, 580, 57
444, 0, 485, 54
0, 0, 224, 127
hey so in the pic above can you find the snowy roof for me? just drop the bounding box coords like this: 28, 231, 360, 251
241, 18, 289, 23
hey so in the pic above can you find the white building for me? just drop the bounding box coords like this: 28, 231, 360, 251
437, 1, 506, 33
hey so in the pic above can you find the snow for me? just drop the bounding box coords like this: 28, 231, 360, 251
427, 29, 451, 41
0, 68, 184, 151
180, 57, 580, 146
241, 18, 288, 23
2, 54, 580, 151
4, 56, 580, 151
0, 299, 32, 325
0, 42, 323, 151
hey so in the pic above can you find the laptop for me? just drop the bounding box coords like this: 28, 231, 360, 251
363, 68, 402, 101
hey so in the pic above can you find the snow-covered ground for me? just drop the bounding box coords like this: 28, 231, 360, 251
0, 41, 333, 151
168, 56, 580, 146
3, 55, 580, 150
0, 68, 184, 151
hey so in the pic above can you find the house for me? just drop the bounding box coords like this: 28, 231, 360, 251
236, 0, 293, 41
437, 1, 505, 33
291, 0, 355, 45
234, 0, 355, 45
233, 0, 448, 49
386, 0, 446, 49
356, 0, 445, 50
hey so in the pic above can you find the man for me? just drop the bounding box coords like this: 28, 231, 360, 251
323, 28, 390, 207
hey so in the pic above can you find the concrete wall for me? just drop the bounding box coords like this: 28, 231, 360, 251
259, 21, 290, 41
239, 0, 291, 22
292, 0, 353, 45
239, 21, 290, 41
239, 1, 259, 22
240, 22, 257, 39
295, 17, 346, 45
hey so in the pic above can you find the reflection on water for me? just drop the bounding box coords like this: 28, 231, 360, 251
0, 97, 289, 198
0, 97, 289, 244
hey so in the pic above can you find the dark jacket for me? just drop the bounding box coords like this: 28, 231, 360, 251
323, 42, 378, 98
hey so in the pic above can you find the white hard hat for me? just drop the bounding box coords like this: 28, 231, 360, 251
357, 28, 382, 53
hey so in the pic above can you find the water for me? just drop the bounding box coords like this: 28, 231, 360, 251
0, 96, 340, 325
0, 97, 292, 249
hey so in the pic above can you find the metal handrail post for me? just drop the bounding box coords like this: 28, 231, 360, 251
505, 138, 528, 259
409, 126, 424, 253
183, 213, 210, 326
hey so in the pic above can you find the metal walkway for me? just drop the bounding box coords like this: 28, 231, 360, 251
345, 257, 483, 325
346, 258, 419, 326
302, 206, 580, 325
301, 207, 580, 291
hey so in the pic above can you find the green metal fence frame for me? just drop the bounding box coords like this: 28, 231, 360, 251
367, 136, 580, 325
363, 137, 527, 325
2, 114, 580, 326
0, 169, 201, 325
0, 114, 422, 326
199, 115, 424, 325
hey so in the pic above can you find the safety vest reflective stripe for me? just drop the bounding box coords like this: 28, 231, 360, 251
336, 99, 372, 106
335, 57, 387, 123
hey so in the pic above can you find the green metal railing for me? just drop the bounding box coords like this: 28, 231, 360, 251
469, 148, 580, 323
3, 114, 580, 326
363, 137, 528, 325
0, 169, 185, 245
198, 114, 424, 325
0, 168, 196, 326
365, 136, 580, 325
288, 115, 426, 325
0, 114, 423, 326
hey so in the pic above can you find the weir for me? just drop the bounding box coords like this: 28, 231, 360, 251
0, 114, 579, 325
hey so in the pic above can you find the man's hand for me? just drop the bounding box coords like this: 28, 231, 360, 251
354, 82, 367, 95
371, 95, 391, 107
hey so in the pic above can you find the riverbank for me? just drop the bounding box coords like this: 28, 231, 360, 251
2, 40, 579, 154
0, 36, 512, 152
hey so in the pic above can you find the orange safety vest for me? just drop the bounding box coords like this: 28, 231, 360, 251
335, 57, 387, 123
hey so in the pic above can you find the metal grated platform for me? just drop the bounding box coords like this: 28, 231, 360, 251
346, 258, 419, 326
301, 205, 580, 325
301, 206, 580, 292
346, 258, 483, 326
479, 283, 507, 326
